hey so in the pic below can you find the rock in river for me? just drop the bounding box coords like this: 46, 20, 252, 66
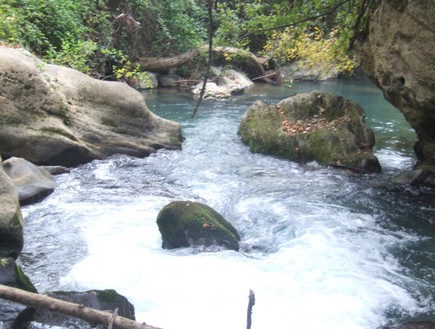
0, 155, 24, 259
238, 92, 381, 173
0, 46, 182, 167
157, 201, 241, 251
3, 157, 54, 205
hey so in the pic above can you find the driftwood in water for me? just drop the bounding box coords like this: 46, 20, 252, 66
0, 284, 162, 329
136, 45, 266, 79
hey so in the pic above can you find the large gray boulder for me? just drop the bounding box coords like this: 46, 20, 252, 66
0, 46, 182, 167
0, 155, 24, 259
157, 201, 241, 251
3, 157, 54, 205
355, 0, 435, 171
238, 92, 381, 172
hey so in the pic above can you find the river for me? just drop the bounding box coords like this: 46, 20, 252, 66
19, 76, 434, 329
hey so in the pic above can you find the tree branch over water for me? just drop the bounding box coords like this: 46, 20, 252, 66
240, 0, 352, 39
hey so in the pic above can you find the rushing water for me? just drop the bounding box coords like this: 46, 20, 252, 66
19, 76, 434, 329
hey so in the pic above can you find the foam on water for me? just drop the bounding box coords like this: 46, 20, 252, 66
58, 190, 422, 329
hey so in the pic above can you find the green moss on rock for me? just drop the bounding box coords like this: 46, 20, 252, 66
0, 257, 37, 293
14, 263, 38, 293
238, 92, 381, 173
157, 201, 240, 251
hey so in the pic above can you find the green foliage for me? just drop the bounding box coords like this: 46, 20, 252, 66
45, 35, 98, 74
0, 0, 375, 80
215, 0, 375, 73
0, 0, 89, 54
112, 53, 154, 88
0, 1, 21, 45
262, 26, 357, 74
152, 0, 206, 54
214, 2, 249, 49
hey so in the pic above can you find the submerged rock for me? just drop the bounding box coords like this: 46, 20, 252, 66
3, 157, 54, 205
238, 92, 381, 172
392, 169, 435, 188
157, 201, 241, 251
0, 155, 24, 259
379, 321, 435, 329
0, 46, 182, 167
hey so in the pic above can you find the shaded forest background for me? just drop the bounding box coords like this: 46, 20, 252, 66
0, 0, 377, 84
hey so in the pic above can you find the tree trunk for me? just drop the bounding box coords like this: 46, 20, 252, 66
0, 284, 162, 329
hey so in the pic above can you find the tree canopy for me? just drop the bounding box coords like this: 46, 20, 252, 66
0, 0, 377, 82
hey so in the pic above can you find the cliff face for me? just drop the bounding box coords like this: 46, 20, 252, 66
355, 0, 435, 169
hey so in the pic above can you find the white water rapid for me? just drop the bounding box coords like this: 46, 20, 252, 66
19, 78, 434, 329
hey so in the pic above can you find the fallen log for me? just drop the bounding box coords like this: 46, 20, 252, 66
136, 45, 267, 80
0, 284, 162, 329
136, 49, 200, 72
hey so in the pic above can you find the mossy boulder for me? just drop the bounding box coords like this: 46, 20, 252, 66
238, 92, 381, 172
0, 155, 24, 259
157, 201, 241, 251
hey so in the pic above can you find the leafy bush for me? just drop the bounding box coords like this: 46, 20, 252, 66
262, 26, 357, 74
0, 0, 89, 54
0, 0, 374, 80
0, 1, 21, 45
45, 35, 99, 74
215, 0, 375, 73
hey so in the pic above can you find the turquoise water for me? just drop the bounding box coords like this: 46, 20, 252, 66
20, 77, 434, 329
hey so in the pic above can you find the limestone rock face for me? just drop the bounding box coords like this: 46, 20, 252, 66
355, 0, 435, 169
3, 157, 54, 205
0, 46, 182, 167
157, 201, 241, 251
0, 155, 24, 259
238, 92, 381, 172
